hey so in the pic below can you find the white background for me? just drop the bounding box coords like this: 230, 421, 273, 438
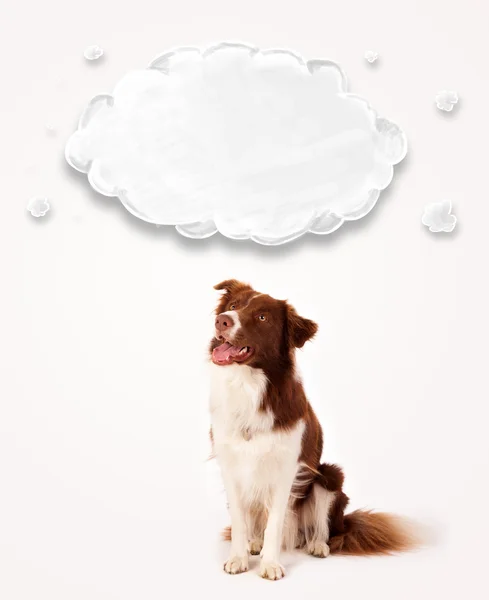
2, 1, 489, 598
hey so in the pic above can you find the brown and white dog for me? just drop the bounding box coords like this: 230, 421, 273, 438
208, 279, 418, 580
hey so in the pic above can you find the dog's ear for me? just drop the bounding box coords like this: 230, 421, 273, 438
286, 304, 318, 348
214, 279, 251, 294
213, 279, 253, 314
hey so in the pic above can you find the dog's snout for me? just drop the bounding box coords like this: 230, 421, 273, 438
215, 313, 235, 333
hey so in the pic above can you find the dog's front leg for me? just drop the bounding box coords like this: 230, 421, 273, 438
259, 464, 297, 580
222, 471, 249, 575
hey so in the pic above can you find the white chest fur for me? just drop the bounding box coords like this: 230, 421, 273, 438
209, 363, 304, 507
209, 363, 271, 438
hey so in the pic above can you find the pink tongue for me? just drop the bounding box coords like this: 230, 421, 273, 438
213, 342, 241, 362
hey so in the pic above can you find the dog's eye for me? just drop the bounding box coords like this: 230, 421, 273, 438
258, 314, 267, 321
229, 304, 236, 310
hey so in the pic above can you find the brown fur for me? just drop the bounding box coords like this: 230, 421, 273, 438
212, 280, 421, 559
328, 510, 419, 555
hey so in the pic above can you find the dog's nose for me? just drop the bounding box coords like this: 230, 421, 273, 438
215, 313, 235, 333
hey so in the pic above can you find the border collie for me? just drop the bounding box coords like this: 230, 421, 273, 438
208, 279, 418, 580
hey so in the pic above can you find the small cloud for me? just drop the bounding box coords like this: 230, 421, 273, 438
435, 90, 458, 112
27, 197, 50, 218
364, 50, 378, 64
84, 45, 104, 61
422, 200, 457, 233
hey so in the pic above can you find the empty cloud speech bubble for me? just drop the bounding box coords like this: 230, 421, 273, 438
66, 43, 407, 245
422, 200, 457, 233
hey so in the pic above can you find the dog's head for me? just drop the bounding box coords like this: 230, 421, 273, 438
210, 279, 318, 369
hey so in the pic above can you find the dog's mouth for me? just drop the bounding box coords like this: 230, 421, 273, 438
212, 341, 254, 365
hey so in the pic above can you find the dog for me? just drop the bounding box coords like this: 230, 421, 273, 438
208, 279, 418, 580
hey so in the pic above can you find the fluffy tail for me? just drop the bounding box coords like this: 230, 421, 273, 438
328, 509, 420, 556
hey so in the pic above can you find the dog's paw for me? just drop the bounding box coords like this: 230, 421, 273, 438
223, 555, 249, 575
307, 541, 330, 558
249, 539, 263, 555
259, 560, 285, 580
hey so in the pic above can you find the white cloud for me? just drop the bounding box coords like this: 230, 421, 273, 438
84, 45, 104, 61
27, 197, 50, 218
422, 200, 457, 233
435, 90, 458, 112
66, 43, 407, 245
364, 50, 378, 64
